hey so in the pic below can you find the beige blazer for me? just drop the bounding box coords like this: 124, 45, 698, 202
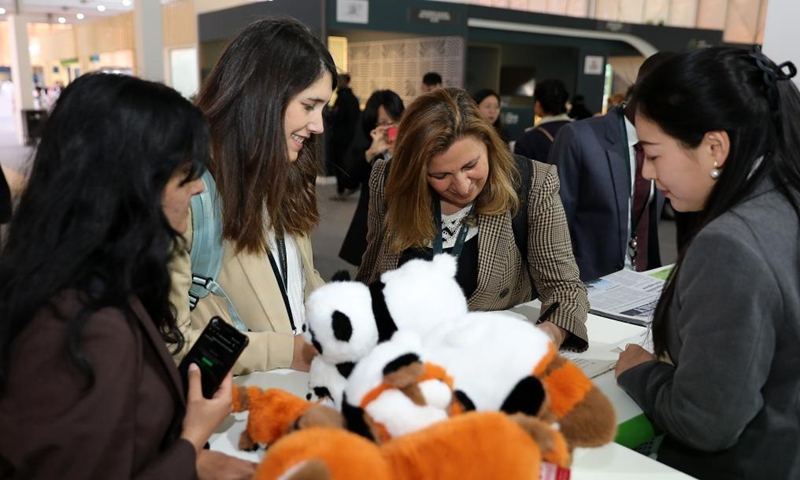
357, 158, 589, 351
169, 208, 325, 374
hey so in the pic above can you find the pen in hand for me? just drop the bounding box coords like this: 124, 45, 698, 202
536, 301, 560, 325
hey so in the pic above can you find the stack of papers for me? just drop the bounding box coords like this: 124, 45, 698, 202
586, 268, 670, 327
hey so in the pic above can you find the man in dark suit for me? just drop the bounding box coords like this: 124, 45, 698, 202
548, 53, 673, 281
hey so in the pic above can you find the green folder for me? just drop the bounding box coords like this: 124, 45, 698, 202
615, 413, 658, 449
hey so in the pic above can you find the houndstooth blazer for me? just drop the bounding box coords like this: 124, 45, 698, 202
356, 157, 589, 351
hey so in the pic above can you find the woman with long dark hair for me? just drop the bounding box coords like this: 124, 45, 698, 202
339, 89, 405, 266
0, 73, 253, 479
170, 17, 337, 373
615, 47, 800, 480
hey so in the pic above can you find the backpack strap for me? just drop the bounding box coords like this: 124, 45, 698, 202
188, 171, 247, 332
534, 126, 555, 143
512, 154, 537, 300
511, 154, 531, 258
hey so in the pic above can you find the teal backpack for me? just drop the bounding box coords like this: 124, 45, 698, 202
188, 171, 248, 331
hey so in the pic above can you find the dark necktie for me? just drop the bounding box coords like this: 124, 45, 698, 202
632, 143, 650, 271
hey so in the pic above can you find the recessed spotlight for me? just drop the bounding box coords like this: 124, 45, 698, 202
122, 0, 131, 6
76, 13, 85, 19
97, 4, 106, 11
57, 16, 66, 23
0, 7, 6, 14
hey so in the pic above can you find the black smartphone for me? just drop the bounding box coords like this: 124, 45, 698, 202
178, 316, 249, 399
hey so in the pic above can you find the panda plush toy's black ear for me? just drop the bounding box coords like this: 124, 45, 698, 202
368, 280, 398, 343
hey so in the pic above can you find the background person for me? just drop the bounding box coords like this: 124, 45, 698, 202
420, 71, 442, 94
357, 87, 589, 350
339, 89, 405, 267
0, 73, 254, 480
514, 79, 572, 163
327, 72, 361, 201
616, 47, 800, 480
567, 94, 593, 120
471, 88, 510, 146
170, 17, 337, 374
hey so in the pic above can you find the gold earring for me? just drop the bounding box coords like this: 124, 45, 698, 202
710, 161, 721, 180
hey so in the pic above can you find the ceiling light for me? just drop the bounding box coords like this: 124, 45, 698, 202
58, 16, 66, 23
76, 13, 85, 19
122, 0, 131, 6
0, 7, 6, 14
97, 4, 106, 11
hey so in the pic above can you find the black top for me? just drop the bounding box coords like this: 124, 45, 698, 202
514, 120, 571, 163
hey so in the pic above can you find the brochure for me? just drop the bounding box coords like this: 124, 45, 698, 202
586, 268, 668, 326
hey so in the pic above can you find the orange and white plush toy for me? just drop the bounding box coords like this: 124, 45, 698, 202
254, 411, 570, 480
340, 330, 467, 443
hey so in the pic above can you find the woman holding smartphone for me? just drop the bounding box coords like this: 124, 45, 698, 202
339, 89, 405, 266
0, 74, 253, 479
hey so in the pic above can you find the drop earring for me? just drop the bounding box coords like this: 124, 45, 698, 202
710, 161, 721, 180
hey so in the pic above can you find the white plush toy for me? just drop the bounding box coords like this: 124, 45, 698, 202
377, 254, 468, 341
372, 255, 617, 448
341, 330, 455, 442
371, 255, 548, 415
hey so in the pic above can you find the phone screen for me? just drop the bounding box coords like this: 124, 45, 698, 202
386, 126, 398, 145
178, 317, 249, 399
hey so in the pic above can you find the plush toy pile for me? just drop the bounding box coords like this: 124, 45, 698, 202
233, 254, 617, 480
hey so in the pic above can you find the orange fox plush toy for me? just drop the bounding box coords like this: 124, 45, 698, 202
254, 411, 570, 480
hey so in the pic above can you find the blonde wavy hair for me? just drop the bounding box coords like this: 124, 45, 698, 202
385, 87, 520, 253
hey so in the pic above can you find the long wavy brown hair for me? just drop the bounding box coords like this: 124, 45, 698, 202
195, 17, 337, 254
385, 87, 520, 253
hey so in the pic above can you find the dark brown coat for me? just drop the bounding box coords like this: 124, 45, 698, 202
0, 292, 197, 480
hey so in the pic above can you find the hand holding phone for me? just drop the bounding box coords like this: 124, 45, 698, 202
178, 317, 249, 399
181, 364, 234, 452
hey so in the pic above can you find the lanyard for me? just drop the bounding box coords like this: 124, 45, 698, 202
266, 235, 295, 332
433, 201, 475, 259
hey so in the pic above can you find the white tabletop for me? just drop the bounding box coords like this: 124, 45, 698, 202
584, 312, 650, 423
